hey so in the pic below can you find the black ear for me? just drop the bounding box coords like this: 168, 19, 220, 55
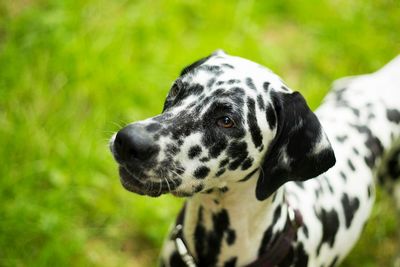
256, 91, 336, 200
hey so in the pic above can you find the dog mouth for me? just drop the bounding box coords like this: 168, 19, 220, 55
118, 166, 182, 197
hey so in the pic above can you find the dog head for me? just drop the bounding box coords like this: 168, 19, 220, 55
109, 50, 335, 200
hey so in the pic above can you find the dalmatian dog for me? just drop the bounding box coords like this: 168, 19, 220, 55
109, 50, 400, 267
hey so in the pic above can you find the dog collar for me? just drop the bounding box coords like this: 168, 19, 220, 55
171, 224, 197, 267
171, 204, 303, 267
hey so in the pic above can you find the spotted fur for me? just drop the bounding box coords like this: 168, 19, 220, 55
110, 51, 400, 266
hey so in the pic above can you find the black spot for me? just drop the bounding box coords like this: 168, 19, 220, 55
350, 124, 384, 168
200, 157, 209, 162
194, 184, 204, 193
302, 225, 309, 238
228, 159, 243, 170
316, 208, 340, 255
368, 112, 375, 120
219, 158, 229, 168
220, 186, 229, 193
207, 77, 216, 88
347, 159, 355, 171
241, 157, 253, 170
367, 184, 373, 198
333, 87, 347, 102
189, 84, 204, 95
335, 135, 348, 142
339, 171, 347, 181
216, 81, 224, 86
266, 104, 276, 130
209, 137, 228, 158
247, 97, 263, 148
194, 166, 210, 179
188, 145, 202, 159
341, 194, 360, 228
227, 141, 248, 170
349, 107, 360, 117
314, 181, 324, 199
212, 88, 225, 97
195, 209, 233, 266
224, 257, 237, 267
246, 77, 256, 90
226, 230, 236, 245
216, 168, 226, 177
228, 79, 240, 84
386, 109, 400, 123
257, 94, 266, 110
263, 82, 270, 92
281, 85, 289, 91
353, 147, 359, 155
295, 181, 305, 189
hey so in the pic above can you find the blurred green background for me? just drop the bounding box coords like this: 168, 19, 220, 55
0, 0, 399, 266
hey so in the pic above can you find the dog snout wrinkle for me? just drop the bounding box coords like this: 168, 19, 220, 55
115, 124, 159, 162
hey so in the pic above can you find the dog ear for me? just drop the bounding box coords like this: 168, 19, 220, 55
256, 91, 336, 200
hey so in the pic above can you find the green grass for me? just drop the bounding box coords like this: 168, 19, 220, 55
0, 1, 399, 266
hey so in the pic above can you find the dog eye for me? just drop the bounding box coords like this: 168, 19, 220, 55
217, 116, 235, 128
170, 82, 181, 98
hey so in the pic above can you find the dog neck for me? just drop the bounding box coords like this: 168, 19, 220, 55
180, 172, 288, 266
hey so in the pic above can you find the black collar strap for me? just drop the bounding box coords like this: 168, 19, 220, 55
171, 204, 303, 267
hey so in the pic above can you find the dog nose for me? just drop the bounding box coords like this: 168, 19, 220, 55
114, 124, 158, 162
